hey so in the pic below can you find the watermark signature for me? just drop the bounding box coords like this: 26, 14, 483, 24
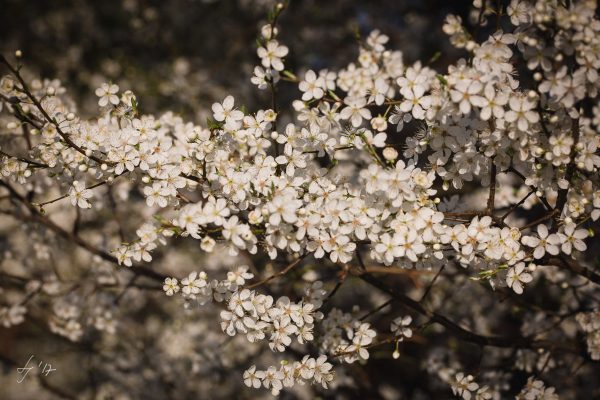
16, 354, 56, 383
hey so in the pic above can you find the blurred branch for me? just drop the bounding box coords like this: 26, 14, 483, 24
0, 179, 167, 283
359, 272, 584, 355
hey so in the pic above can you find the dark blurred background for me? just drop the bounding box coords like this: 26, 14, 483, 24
0, 0, 472, 120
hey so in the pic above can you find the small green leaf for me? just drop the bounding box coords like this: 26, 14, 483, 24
282, 70, 297, 80
206, 117, 223, 131
428, 51, 441, 64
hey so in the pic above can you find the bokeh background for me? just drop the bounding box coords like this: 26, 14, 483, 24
0, 0, 471, 119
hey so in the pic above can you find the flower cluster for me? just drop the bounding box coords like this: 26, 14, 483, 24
576, 310, 600, 360
163, 265, 254, 304
448, 372, 492, 400
1, 0, 600, 397
220, 288, 321, 351
243, 355, 334, 396
0, 304, 26, 328
319, 307, 378, 363
516, 377, 559, 400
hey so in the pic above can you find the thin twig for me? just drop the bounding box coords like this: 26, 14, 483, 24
246, 256, 306, 289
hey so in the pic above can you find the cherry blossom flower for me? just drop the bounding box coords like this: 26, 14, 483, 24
212, 95, 244, 124
257, 40, 288, 71
521, 224, 561, 259
162, 278, 179, 296
451, 372, 480, 400
450, 80, 484, 115
476, 83, 508, 121
69, 181, 93, 209
558, 223, 589, 255
506, 263, 533, 294
399, 86, 432, 119
95, 82, 120, 106
299, 70, 325, 101
243, 366, 265, 389
340, 97, 372, 127
505, 95, 539, 131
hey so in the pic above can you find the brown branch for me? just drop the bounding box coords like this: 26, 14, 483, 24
500, 190, 535, 221
0, 180, 166, 282
419, 264, 445, 302
246, 255, 306, 289
0, 149, 49, 168
1, 55, 108, 165
359, 273, 581, 353
507, 166, 553, 211
359, 298, 394, 321
361, 266, 433, 276
553, 117, 580, 228
487, 158, 497, 214
519, 209, 559, 231
552, 256, 600, 286
473, 0, 488, 40
35, 174, 125, 208
323, 264, 349, 304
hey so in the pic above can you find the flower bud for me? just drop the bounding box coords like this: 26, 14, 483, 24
382, 147, 398, 161
535, 147, 544, 156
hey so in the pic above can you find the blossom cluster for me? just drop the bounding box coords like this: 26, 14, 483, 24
243, 355, 334, 396
319, 307, 378, 363
576, 310, 600, 360
1, 0, 600, 397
